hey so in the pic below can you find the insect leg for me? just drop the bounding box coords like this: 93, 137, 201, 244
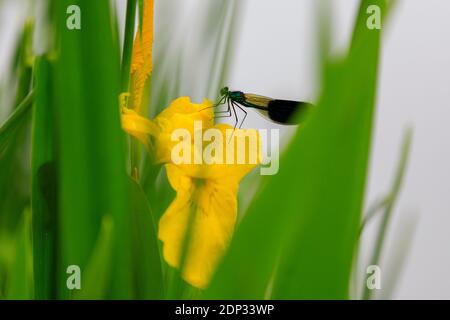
213, 96, 232, 117
224, 98, 240, 143
215, 95, 227, 107
214, 108, 232, 116
200, 95, 227, 113
217, 97, 231, 113
214, 113, 232, 118
214, 97, 233, 119
214, 109, 232, 118
233, 102, 248, 129
230, 98, 239, 130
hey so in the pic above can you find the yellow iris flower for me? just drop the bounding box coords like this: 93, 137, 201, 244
124, 96, 260, 288
120, 0, 261, 289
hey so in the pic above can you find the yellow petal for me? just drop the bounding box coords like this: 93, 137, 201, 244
152, 97, 214, 163
159, 164, 239, 289
121, 96, 214, 163
173, 124, 262, 180
121, 107, 159, 150
155, 97, 214, 123
121, 108, 158, 135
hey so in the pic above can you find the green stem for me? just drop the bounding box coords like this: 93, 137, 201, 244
359, 196, 389, 236
32, 58, 58, 300
362, 128, 413, 300
121, 0, 142, 178
121, 0, 137, 93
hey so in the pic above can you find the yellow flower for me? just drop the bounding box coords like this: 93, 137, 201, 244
124, 95, 261, 289
158, 124, 260, 289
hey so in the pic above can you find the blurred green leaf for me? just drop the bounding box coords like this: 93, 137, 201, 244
0, 91, 34, 156
53, 0, 131, 298
6, 209, 33, 299
129, 178, 164, 299
75, 215, 114, 300
0, 20, 34, 156
0, 234, 14, 298
142, 165, 175, 222
0, 21, 33, 250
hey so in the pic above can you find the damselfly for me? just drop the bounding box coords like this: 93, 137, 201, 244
214, 87, 313, 128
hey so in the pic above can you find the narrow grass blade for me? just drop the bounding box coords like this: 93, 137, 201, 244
362, 128, 413, 300
13, 21, 34, 106
359, 196, 389, 235
138, 0, 144, 39
0, 91, 34, 155
206, 0, 242, 99
381, 214, 417, 299
121, 0, 137, 92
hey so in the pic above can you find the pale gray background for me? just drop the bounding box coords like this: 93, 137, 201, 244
1, 0, 449, 299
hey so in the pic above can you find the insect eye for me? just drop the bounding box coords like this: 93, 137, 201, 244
221, 87, 228, 96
